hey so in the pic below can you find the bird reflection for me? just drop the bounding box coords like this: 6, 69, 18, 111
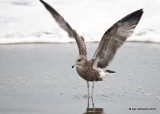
83, 96, 105, 114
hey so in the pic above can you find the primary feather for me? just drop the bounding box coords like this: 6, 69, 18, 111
40, 0, 87, 56
92, 9, 143, 69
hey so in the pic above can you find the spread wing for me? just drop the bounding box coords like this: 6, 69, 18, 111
92, 9, 143, 69
40, 0, 87, 56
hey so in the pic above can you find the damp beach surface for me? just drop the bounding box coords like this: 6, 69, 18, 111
0, 42, 160, 114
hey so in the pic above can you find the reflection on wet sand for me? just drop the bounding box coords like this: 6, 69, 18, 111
84, 96, 105, 114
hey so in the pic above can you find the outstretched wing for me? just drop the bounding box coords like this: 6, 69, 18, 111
92, 9, 143, 69
40, 0, 87, 56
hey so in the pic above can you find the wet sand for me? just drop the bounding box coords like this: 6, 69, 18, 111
0, 42, 160, 114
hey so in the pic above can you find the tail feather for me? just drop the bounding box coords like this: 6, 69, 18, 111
106, 70, 116, 73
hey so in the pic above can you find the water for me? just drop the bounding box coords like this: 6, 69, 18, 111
0, 0, 160, 44
0, 43, 160, 114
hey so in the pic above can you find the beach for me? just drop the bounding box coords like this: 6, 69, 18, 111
0, 42, 160, 114
0, 0, 160, 113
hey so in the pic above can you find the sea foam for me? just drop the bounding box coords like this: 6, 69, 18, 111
0, 0, 160, 44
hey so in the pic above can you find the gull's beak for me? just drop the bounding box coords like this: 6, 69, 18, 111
72, 64, 76, 68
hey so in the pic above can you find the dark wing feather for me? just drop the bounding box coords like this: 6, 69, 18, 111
40, 0, 87, 56
92, 9, 143, 68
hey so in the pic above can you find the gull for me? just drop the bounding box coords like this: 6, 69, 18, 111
40, 0, 143, 95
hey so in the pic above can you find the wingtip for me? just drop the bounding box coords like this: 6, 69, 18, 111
135, 8, 143, 14
138, 8, 144, 18
139, 8, 144, 13
39, 0, 45, 4
137, 8, 144, 15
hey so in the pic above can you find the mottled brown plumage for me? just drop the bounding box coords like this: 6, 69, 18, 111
75, 56, 102, 81
40, 0, 143, 95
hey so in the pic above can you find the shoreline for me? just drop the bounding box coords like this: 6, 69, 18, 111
0, 40, 160, 45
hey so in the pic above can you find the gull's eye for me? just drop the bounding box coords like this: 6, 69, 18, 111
78, 59, 81, 62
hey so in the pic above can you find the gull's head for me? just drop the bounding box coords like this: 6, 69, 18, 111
72, 55, 87, 68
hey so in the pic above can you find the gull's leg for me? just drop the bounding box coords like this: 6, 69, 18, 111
91, 94, 95, 110
91, 81, 94, 96
87, 95, 89, 112
87, 81, 89, 97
